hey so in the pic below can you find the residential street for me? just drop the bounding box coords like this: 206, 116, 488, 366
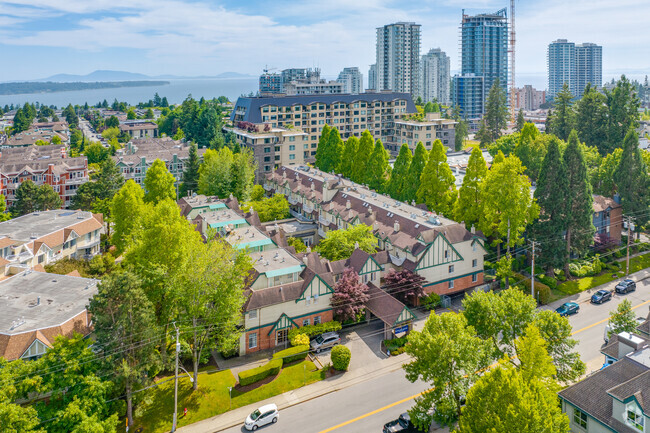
215, 272, 650, 433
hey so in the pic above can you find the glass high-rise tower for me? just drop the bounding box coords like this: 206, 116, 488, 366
548, 39, 602, 99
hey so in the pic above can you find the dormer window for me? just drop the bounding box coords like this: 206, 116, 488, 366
626, 402, 644, 431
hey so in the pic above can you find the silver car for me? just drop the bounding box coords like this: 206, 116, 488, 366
310, 332, 341, 353
244, 403, 279, 431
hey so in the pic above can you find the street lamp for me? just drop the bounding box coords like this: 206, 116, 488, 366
228, 387, 232, 410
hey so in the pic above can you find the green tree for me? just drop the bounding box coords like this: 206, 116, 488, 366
314, 124, 331, 171
608, 299, 638, 337
403, 141, 428, 203
480, 155, 539, 287
179, 142, 200, 198
173, 239, 250, 389
250, 184, 265, 201
405, 312, 491, 428
12, 108, 30, 133
423, 101, 434, 113
110, 180, 145, 254
126, 108, 137, 120
70, 129, 83, 150
564, 130, 595, 277
534, 310, 585, 383
230, 149, 256, 201
145, 108, 154, 119
0, 194, 10, 221
89, 271, 160, 429
105, 115, 119, 129
366, 139, 390, 192
386, 144, 412, 201
549, 83, 574, 141
315, 224, 377, 261
575, 83, 608, 153
605, 75, 640, 154
243, 194, 290, 222
514, 124, 546, 182
51, 135, 62, 145
455, 120, 468, 151
351, 130, 374, 184
454, 146, 487, 230
287, 237, 307, 253
144, 159, 176, 204
483, 78, 508, 142
339, 136, 358, 179
487, 133, 519, 157
417, 139, 457, 216
532, 137, 569, 275
64, 104, 79, 128
84, 141, 109, 164
515, 108, 525, 132
0, 359, 44, 433
198, 147, 234, 198
592, 148, 622, 196
614, 129, 650, 230
10, 180, 38, 216
322, 128, 344, 174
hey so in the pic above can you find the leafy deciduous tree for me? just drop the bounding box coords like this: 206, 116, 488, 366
331, 268, 370, 322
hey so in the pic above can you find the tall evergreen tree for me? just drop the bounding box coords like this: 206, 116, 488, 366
544, 108, 553, 133
352, 130, 375, 184
514, 123, 546, 182
454, 146, 487, 230
575, 83, 608, 154
614, 129, 650, 231
483, 78, 508, 142
515, 109, 525, 132
532, 137, 569, 275
230, 148, 256, 201
564, 130, 595, 277
314, 124, 331, 171
179, 142, 200, 197
386, 144, 412, 200
454, 119, 468, 151
605, 75, 641, 154
366, 139, 390, 192
339, 136, 358, 179
404, 141, 428, 203
417, 139, 457, 216
320, 128, 344, 174
549, 83, 575, 140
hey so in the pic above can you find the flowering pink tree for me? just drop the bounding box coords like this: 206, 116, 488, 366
382, 269, 425, 304
332, 268, 369, 322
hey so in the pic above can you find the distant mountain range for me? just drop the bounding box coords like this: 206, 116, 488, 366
35, 69, 254, 82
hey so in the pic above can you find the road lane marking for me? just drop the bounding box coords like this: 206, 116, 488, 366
320, 298, 650, 432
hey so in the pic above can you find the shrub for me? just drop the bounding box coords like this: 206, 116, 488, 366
536, 274, 557, 290
331, 345, 351, 371
512, 273, 551, 304
383, 336, 408, 352
287, 321, 342, 342
290, 333, 310, 347
272, 345, 310, 365
391, 346, 407, 356
420, 293, 440, 310
238, 359, 282, 386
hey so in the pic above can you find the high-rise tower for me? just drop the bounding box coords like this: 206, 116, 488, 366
375, 22, 421, 97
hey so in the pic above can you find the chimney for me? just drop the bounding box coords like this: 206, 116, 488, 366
311, 182, 315, 191
368, 206, 373, 214
471, 224, 476, 234
346, 200, 351, 210
303, 256, 309, 265
394, 220, 400, 232
282, 170, 287, 179
354, 241, 359, 250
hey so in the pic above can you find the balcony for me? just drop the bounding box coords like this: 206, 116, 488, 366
288, 196, 299, 205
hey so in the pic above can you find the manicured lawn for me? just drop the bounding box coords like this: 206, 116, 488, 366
132, 360, 322, 433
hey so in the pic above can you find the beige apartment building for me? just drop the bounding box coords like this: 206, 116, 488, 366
229, 93, 417, 179
389, 112, 457, 154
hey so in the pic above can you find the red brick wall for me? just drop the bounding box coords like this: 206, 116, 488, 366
424, 272, 484, 297
245, 310, 333, 355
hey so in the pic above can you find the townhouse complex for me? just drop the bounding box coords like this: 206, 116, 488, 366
0, 145, 88, 208
0, 209, 103, 274
113, 137, 206, 188
229, 93, 417, 180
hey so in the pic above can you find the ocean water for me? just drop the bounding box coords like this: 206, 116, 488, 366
0, 77, 259, 108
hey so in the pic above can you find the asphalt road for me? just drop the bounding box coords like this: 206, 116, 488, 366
222, 278, 650, 433
79, 118, 101, 142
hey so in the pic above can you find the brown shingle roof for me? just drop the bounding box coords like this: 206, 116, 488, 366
607, 370, 650, 412
364, 282, 409, 327
593, 194, 621, 213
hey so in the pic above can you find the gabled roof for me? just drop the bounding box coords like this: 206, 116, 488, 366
607, 370, 650, 412
364, 282, 415, 327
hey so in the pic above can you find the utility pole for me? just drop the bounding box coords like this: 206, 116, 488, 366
530, 240, 539, 298
172, 324, 180, 432
626, 216, 635, 276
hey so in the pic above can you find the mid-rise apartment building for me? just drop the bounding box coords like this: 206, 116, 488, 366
265, 165, 487, 297
548, 39, 602, 99
119, 121, 158, 139
336, 67, 363, 94
259, 73, 282, 94
388, 112, 456, 154
283, 80, 344, 96
0, 210, 103, 274
113, 137, 205, 188
453, 9, 508, 121
376, 22, 421, 97
229, 93, 417, 179
515, 85, 546, 111
420, 48, 450, 105
0, 145, 88, 208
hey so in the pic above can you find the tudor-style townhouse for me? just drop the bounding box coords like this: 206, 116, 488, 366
265, 165, 487, 297
0, 145, 88, 208
0, 210, 103, 275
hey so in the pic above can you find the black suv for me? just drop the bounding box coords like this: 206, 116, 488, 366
383, 412, 420, 433
615, 279, 636, 294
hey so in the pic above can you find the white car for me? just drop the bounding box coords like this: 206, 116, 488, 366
244, 403, 279, 431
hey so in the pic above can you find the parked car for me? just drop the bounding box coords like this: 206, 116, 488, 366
555, 302, 580, 317
591, 289, 612, 304
383, 412, 420, 433
615, 279, 636, 294
244, 404, 279, 431
310, 331, 340, 353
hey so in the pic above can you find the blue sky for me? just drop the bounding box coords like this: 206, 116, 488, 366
1, 0, 648, 87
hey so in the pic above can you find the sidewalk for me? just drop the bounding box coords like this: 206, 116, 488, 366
177, 352, 409, 433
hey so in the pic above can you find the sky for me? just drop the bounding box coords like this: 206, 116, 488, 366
1, 0, 649, 87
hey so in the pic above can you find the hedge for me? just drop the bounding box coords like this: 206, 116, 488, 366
331, 345, 351, 371
288, 321, 342, 345
238, 359, 282, 386
512, 273, 551, 305
272, 345, 310, 365
536, 274, 557, 290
